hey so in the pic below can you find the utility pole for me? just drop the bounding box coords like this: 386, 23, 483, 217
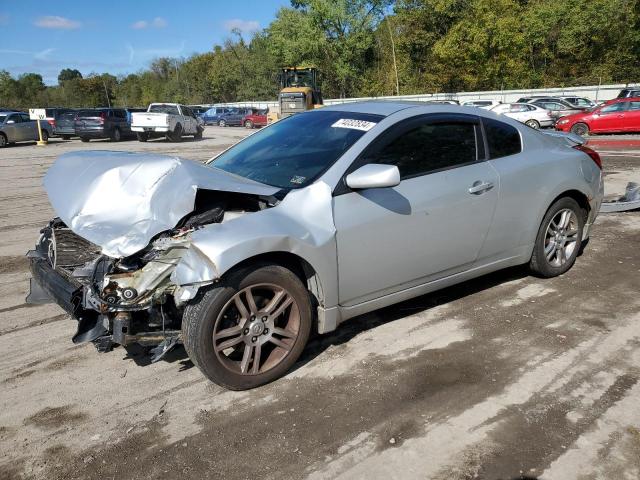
386, 15, 400, 96
102, 79, 111, 108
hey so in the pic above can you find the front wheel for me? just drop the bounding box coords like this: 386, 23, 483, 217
0, 133, 7, 147
218, 119, 226, 127
182, 264, 312, 390
529, 197, 585, 278
570, 122, 589, 136
244, 120, 254, 129
525, 119, 540, 129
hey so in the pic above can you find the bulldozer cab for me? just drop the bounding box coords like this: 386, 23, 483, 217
281, 67, 318, 90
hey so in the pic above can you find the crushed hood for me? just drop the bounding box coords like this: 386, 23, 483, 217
44, 151, 279, 258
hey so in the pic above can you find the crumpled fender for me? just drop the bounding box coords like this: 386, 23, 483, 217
171, 182, 339, 307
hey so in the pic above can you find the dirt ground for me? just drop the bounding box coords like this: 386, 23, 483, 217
0, 128, 639, 480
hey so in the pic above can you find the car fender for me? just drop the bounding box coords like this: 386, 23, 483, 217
171, 181, 339, 308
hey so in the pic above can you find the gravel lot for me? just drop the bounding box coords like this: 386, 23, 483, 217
1, 127, 639, 480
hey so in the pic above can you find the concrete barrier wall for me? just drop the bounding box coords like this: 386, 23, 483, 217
201, 82, 637, 110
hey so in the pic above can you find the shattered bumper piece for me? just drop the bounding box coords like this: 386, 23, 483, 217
600, 182, 640, 213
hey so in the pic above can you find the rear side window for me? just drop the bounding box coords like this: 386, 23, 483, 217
483, 118, 521, 159
370, 122, 478, 178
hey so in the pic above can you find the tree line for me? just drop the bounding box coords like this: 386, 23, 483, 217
1, 0, 638, 111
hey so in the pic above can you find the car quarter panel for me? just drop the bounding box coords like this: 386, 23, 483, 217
479, 129, 599, 263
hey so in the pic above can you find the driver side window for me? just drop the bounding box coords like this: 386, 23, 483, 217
600, 103, 626, 114
367, 121, 479, 179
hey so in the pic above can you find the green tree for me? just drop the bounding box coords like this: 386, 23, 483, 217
57, 68, 83, 84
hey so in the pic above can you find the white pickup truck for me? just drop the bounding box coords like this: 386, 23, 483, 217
131, 103, 203, 142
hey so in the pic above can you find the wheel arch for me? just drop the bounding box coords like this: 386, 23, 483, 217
548, 189, 591, 222
221, 251, 326, 311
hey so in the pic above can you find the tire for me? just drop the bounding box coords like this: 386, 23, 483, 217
570, 123, 589, 136
218, 119, 226, 127
0, 133, 6, 148
80, 137, 90, 143
182, 263, 312, 390
41, 130, 49, 142
194, 127, 203, 140
62, 135, 71, 141
244, 120, 254, 129
136, 132, 149, 142
110, 127, 121, 142
525, 119, 540, 129
529, 197, 585, 278
169, 124, 183, 142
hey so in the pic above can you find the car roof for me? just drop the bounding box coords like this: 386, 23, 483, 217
321, 100, 443, 116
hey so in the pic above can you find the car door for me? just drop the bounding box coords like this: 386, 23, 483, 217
19, 113, 38, 139
333, 114, 499, 306
7, 113, 31, 141
507, 104, 530, 122
590, 102, 628, 132
180, 106, 194, 133
623, 101, 640, 132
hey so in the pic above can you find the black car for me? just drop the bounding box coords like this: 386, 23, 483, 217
617, 87, 640, 98
74, 108, 132, 142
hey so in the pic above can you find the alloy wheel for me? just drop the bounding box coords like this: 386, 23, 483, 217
544, 208, 579, 267
212, 283, 300, 375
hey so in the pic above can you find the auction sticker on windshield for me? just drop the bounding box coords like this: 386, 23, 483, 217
331, 118, 377, 131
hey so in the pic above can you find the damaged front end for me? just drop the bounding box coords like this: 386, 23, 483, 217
27, 219, 200, 361
27, 150, 283, 361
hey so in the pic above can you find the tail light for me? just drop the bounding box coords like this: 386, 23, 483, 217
573, 144, 602, 169
47, 119, 56, 128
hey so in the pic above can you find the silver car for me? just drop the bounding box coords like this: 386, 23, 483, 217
27, 102, 604, 390
0, 111, 53, 147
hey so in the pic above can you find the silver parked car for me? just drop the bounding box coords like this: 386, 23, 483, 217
0, 111, 53, 147
27, 102, 604, 390
490, 103, 554, 129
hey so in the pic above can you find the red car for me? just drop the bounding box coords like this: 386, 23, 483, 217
555, 97, 640, 136
241, 109, 268, 129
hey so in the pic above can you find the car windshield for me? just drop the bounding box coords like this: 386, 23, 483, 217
149, 104, 179, 115
210, 110, 383, 189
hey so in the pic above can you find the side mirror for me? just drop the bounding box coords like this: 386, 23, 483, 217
346, 164, 400, 190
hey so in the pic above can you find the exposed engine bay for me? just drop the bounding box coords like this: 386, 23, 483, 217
27, 189, 275, 361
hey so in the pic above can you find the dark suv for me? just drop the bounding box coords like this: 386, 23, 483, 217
74, 108, 132, 142
617, 88, 640, 98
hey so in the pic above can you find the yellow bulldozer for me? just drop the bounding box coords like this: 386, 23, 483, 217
267, 67, 323, 123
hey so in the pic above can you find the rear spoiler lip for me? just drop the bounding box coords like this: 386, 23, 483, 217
540, 130, 586, 146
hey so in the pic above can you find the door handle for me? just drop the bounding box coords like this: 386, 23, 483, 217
468, 181, 494, 195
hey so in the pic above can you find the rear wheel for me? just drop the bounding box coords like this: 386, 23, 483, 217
80, 137, 90, 143
529, 197, 584, 278
525, 119, 540, 129
194, 126, 203, 140
136, 132, 149, 142
62, 135, 71, 140
182, 263, 312, 390
244, 120, 254, 129
0, 133, 7, 148
41, 130, 49, 142
218, 119, 226, 127
110, 127, 121, 142
169, 124, 183, 142
570, 123, 589, 136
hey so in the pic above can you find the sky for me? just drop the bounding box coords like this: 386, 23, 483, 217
0, 0, 290, 84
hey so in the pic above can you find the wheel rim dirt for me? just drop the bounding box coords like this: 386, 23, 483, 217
212, 283, 300, 375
